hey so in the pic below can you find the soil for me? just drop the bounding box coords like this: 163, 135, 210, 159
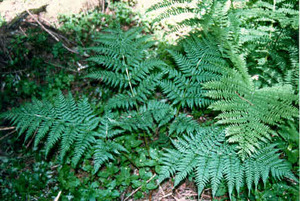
0, 0, 101, 25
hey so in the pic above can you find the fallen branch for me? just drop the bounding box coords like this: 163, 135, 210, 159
159, 193, 172, 200
26, 130, 37, 148
124, 174, 157, 201
25, 8, 81, 55
6, 5, 48, 29
54, 191, 62, 201
0, 127, 15, 131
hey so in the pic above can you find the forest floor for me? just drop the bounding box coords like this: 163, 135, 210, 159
0, 0, 100, 24
0, 1, 210, 200
0, 0, 159, 25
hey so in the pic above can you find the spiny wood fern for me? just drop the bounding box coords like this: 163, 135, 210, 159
86, 27, 166, 110
159, 127, 296, 198
160, 35, 224, 109
204, 62, 298, 159
3, 91, 126, 172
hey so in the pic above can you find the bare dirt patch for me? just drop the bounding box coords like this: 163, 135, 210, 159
0, 0, 102, 25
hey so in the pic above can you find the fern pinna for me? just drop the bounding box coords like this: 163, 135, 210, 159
235, 0, 299, 88
3, 91, 126, 172
86, 27, 165, 110
159, 127, 296, 198
147, 0, 220, 38
160, 35, 224, 109
204, 66, 298, 159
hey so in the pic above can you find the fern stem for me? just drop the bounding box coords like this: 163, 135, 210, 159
122, 54, 135, 97
125, 67, 135, 97
175, 103, 181, 117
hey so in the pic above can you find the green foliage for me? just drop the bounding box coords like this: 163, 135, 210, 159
204, 67, 298, 158
58, 1, 142, 44
148, 0, 299, 89
2, 0, 299, 200
147, 0, 228, 39
86, 27, 165, 109
159, 127, 296, 198
235, 0, 299, 88
252, 182, 299, 201
58, 10, 112, 44
110, 1, 137, 25
3, 91, 126, 170
0, 153, 57, 200
276, 120, 299, 166
0, 29, 79, 111
160, 35, 224, 109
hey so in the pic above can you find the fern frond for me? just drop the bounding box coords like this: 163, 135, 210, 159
160, 36, 225, 110
158, 127, 296, 198
86, 27, 164, 108
93, 139, 127, 173
169, 114, 200, 135
119, 100, 175, 133
3, 92, 126, 170
204, 67, 298, 158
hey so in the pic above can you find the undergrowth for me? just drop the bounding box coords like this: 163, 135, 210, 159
0, 0, 299, 200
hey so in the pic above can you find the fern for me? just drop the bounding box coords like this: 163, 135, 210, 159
235, 0, 299, 88
168, 113, 200, 136
159, 127, 296, 198
160, 35, 225, 110
147, 0, 220, 38
86, 27, 166, 109
204, 67, 298, 159
119, 100, 175, 133
3, 91, 126, 171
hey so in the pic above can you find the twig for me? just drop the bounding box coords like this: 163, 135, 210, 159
54, 191, 62, 201
25, 8, 80, 55
25, 8, 59, 40
2, 69, 28, 75
159, 193, 172, 200
0, 127, 15, 131
159, 185, 166, 196
181, 193, 198, 196
19, 26, 27, 36
172, 195, 180, 201
0, 130, 16, 141
51, 165, 60, 170
235, 91, 254, 106
124, 174, 157, 201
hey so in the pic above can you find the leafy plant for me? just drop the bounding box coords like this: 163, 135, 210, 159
235, 0, 299, 88
158, 127, 296, 198
1, 1, 299, 200
0, 152, 57, 200
86, 27, 165, 110
204, 66, 298, 158
2, 91, 126, 170
160, 35, 224, 110
252, 182, 299, 201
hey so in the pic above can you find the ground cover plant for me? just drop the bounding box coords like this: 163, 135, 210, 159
0, 0, 299, 200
